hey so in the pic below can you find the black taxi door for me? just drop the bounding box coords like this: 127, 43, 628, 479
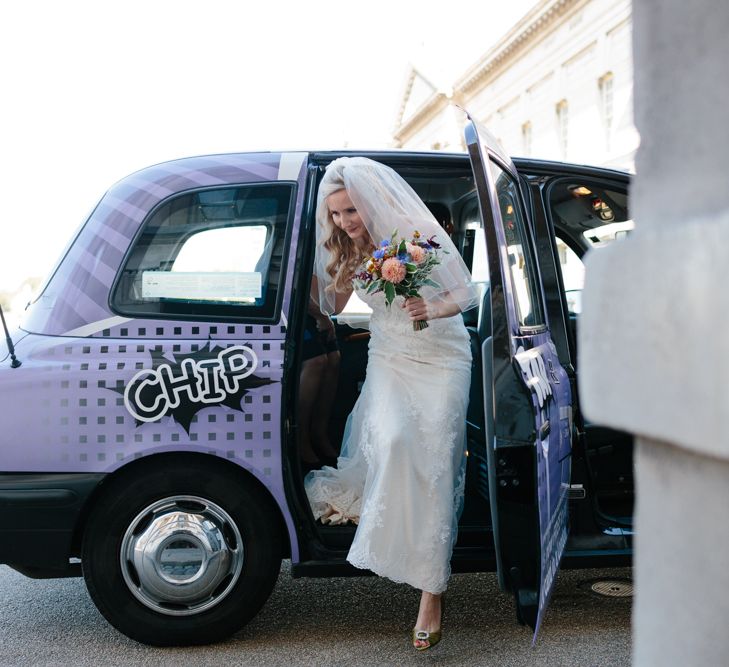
465, 117, 573, 638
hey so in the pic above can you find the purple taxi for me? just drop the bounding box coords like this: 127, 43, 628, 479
0, 119, 633, 645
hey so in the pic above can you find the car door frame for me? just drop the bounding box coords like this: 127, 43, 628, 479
526, 165, 635, 532
465, 117, 573, 637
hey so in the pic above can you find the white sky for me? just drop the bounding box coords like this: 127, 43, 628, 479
0, 0, 537, 295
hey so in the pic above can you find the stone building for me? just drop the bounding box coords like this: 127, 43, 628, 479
393, 0, 638, 171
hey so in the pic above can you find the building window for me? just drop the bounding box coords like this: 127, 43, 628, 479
599, 72, 614, 151
556, 100, 569, 159
521, 121, 532, 156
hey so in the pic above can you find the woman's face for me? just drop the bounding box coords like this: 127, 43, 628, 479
327, 189, 369, 242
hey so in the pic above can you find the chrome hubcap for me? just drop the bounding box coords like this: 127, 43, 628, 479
120, 495, 243, 616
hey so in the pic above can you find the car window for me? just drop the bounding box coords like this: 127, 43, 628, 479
556, 238, 585, 314
335, 290, 373, 328
582, 220, 634, 247
462, 222, 491, 286
171, 226, 268, 276
548, 179, 631, 317
112, 183, 293, 321
489, 162, 545, 328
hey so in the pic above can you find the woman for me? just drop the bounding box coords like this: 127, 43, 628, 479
304, 157, 479, 650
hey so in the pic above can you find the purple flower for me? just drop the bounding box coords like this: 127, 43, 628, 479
379, 239, 390, 247
373, 248, 385, 259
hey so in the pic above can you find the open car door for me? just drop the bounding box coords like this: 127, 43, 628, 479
465, 116, 573, 639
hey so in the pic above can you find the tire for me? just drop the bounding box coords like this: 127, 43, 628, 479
81, 457, 282, 646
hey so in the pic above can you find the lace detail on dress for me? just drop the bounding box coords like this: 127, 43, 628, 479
304, 284, 472, 592
305, 469, 362, 525
358, 411, 379, 466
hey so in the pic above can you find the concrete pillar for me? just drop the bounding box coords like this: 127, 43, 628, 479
633, 439, 729, 665
578, 1, 729, 664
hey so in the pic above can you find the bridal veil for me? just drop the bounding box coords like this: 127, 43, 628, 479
313, 157, 479, 317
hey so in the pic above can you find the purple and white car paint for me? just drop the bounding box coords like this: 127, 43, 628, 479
1, 152, 307, 561
0, 137, 634, 647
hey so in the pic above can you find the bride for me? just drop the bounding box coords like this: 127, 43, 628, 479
304, 157, 479, 650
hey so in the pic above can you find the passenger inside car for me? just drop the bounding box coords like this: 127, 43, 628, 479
296, 164, 496, 545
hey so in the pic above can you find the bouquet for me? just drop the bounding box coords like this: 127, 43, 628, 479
352, 229, 447, 331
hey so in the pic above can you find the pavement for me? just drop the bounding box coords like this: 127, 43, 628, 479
0, 562, 632, 666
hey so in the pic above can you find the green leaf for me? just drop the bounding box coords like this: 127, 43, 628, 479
423, 278, 441, 288
405, 262, 417, 272
384, 281, 395, 305
366, 280, 380, 293
398, 239, 407, 255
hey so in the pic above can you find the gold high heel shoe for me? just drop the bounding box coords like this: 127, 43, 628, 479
412, 595, 444, 651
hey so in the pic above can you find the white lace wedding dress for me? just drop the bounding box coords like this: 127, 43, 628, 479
304, 286, 472, 594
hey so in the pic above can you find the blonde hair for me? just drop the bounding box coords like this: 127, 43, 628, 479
314, 156, 480, 316
317, 161, 374, 296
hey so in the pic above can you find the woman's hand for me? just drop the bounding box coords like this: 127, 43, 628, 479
315, 314, 336, 342
401, 297, 439, 322
400, 296, 462, 322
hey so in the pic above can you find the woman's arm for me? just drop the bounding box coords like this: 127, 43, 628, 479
429, 301, 462, 319
310, 275, 353, 316
332, 286, 354, 315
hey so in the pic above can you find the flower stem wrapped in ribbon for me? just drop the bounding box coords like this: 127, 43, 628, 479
353, 229, 447, 331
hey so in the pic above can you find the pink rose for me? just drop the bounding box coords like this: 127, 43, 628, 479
406, 242, 426, 264
381, 257, 406, 283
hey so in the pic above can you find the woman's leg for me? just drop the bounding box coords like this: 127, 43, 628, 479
298, 354, 326, 465
311, 348, 341, 460
414, 590, 443, 649
415, 590, 443, 630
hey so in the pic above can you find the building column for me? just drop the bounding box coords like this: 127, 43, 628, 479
578, 1, 729, 664
633, 439, 729, 665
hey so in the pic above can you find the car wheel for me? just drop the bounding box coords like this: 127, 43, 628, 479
81, 457, 282, 646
